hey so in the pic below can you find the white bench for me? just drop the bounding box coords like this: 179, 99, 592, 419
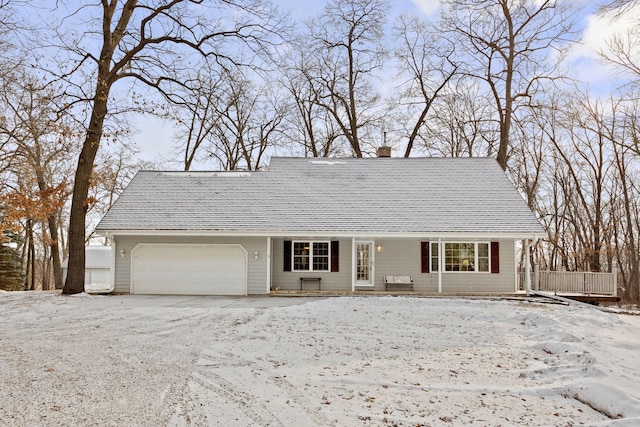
384, 275, 414, 291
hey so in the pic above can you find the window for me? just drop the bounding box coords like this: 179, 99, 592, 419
431, 242, 490, 272
293, 241, 329, 271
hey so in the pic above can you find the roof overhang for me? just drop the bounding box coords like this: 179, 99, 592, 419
98, 229, 544, 241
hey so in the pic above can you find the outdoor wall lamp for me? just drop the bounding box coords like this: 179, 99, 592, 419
376, 244, 382, 253
119, 249, 125, 258
254, 251, 259, 260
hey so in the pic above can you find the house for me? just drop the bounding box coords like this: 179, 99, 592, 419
95, 155, 545, 295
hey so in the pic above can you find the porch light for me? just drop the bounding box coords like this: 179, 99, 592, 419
254, 251, 259, 260
376, 244, 382, 253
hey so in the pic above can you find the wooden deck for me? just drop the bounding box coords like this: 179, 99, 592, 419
519, 269, 618, 303
564, 294, 620, 304
533, 291, 619, 304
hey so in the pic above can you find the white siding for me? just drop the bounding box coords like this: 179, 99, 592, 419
271, 239, 351, 291
439, 239, 516, 293
272, 238, 517, 293
113, 236, 518, 295
374, 239, 438, 292
113, 236, 268, 295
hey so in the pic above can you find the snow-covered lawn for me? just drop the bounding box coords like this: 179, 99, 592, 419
1, 293, 639, 426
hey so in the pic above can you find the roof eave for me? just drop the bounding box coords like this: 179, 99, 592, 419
97, 229, 545, 240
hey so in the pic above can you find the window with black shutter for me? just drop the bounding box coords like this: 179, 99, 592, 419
421, 241, 430, 273
491, 241, 500, 274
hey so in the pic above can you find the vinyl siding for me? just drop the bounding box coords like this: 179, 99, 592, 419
113, 235, 269, 294
439, 239, 516, 293
374, 239, 439, 292
113, 236, 518, 294
271, 238, 352, 291
271, 238, 516, 293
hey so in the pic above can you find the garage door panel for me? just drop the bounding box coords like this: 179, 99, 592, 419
131, 244, 247, 295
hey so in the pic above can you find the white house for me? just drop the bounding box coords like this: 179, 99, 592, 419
95, 156, 545, 295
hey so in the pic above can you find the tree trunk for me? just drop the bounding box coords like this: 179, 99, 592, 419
616, 145, 639, 302
35, 172, 64, 289
62, 0, 120, 294
404, 107, 430, 158
23, 219, 33, 291
63, 93, 109, 294
48, 212, 64, 289
496, 119, 510, 170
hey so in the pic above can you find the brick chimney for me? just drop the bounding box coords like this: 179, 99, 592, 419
377, 146, 391, 157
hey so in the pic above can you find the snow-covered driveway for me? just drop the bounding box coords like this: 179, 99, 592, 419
0, 293, 639, 426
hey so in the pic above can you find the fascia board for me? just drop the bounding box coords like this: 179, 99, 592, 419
99, 229, 543, 240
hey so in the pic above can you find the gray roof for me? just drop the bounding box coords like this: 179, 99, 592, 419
96, 157, 545, 236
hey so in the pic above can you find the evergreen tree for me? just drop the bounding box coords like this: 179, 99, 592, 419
0, 231, 24, 291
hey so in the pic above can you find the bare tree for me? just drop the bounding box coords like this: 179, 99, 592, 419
279, 42, 343, 158
0, 0, 26, 178
88, 144, 143, 243
544, 92, 614, 273
509, 108, 546, 210
42, 1, 288, 294
0, 72, 78, 289
442, 0, 578, 170
610, 126, 640, 302
596, 95, 640, 301
600, 0, 639, 14
601, 26, 640, 81
392, 13, 458, 157
166, 65, 226, 171
306, 0, 390, 157
205, 69, 285, 170
419, 81, 497, 157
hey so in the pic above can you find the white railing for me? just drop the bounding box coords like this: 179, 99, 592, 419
518, 268, 617, 296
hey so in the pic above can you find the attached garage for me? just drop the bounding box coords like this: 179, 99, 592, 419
131, 244, 247, 295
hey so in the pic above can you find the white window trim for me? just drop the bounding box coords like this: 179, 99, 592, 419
432, 241, 491, 273
292, 240, 331, 272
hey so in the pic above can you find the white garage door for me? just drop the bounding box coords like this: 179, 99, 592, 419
131, 244, 247, 295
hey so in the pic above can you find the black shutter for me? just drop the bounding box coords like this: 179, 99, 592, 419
421, 241, 430, 273
284, 240, 292, 272
491, 241, 499, 274
331, 241, 339, 272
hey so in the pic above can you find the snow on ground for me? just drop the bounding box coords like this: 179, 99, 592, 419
1, 293, 639, 426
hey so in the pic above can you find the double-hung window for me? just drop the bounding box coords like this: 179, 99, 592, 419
431, 242, 490, 272
293, 241, 330, 271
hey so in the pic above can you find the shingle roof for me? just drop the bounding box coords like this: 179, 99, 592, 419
96, 157, 545, 236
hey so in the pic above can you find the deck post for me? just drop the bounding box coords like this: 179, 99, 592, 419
612, 265, 618, 297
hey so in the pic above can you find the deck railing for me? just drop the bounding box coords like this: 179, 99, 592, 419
518, 268, 617, 296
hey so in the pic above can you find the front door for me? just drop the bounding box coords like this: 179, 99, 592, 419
354, 241, 374, 287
